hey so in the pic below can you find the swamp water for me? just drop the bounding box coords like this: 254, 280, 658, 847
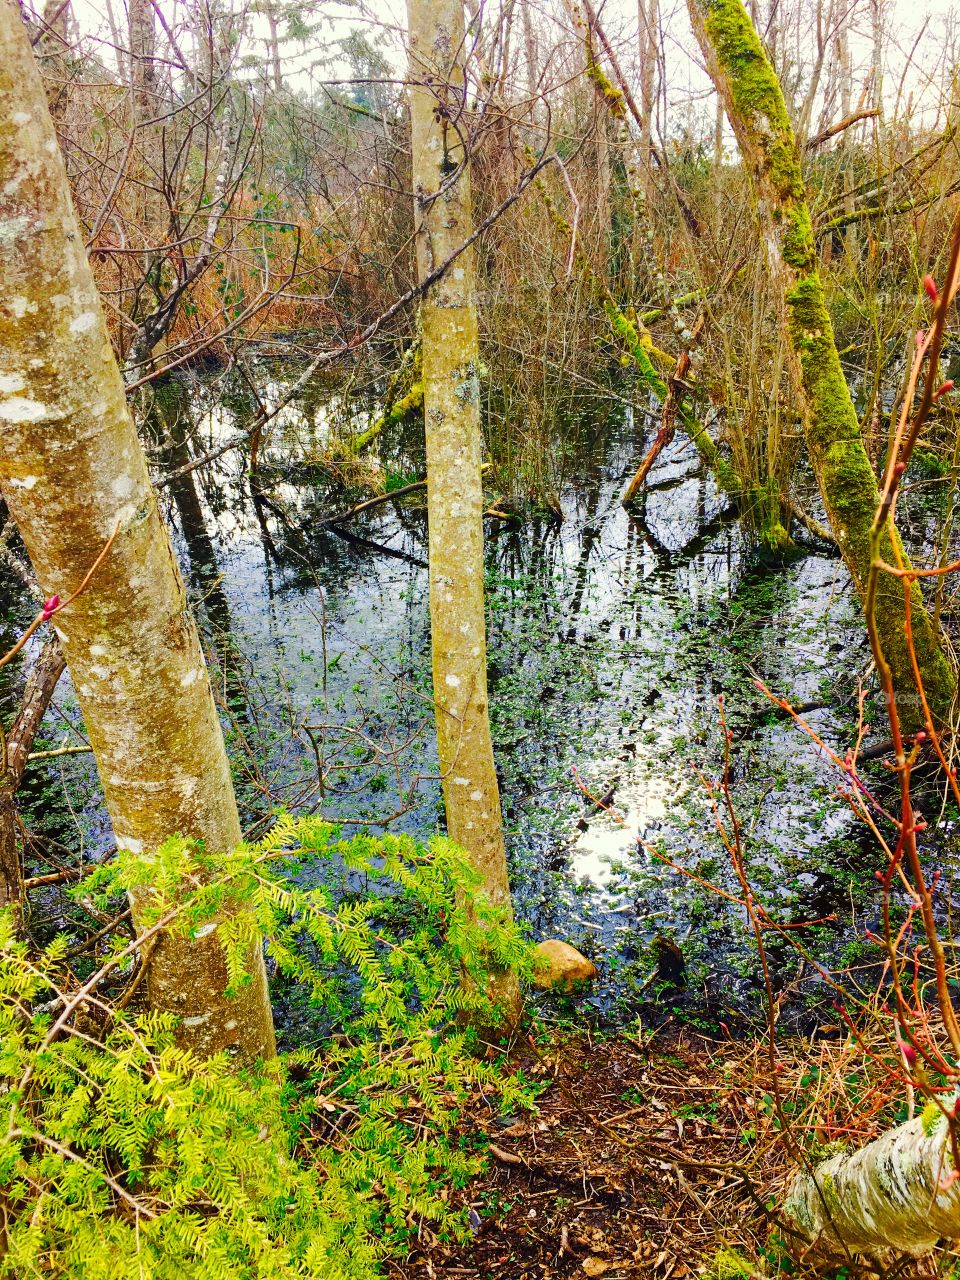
8, 364, 957, 1039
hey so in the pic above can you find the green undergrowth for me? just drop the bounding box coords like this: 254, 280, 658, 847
0, 815, 537, 1278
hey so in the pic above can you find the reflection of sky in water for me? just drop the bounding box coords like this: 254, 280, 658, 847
16, 365, 941, 1019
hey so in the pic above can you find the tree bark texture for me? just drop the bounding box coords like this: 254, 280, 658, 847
406, 0, 520, 1022
0, 0, 275, 1062
785, 1102, 960, 1257
0, 637, 65, 918
686, 0, 956, 731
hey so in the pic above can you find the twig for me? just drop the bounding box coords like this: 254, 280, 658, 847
0, 519, 120, 670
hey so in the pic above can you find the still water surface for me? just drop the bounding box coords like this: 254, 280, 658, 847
12, 364, 955, 1032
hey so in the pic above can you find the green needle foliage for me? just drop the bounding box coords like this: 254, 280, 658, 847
0, 815, 536, 1278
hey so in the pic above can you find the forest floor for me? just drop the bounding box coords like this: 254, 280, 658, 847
386, 1028, 956, 1280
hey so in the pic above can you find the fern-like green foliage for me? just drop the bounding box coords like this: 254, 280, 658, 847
0, 817, 537, 1278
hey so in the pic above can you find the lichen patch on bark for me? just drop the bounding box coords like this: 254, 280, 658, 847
407, 0, 519, 1022
0, 0, 275, 1062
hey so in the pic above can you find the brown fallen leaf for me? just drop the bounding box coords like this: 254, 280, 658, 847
582, 1260, 610, 1277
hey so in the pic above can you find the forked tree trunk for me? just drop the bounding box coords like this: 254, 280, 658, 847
406, 0, 520, 1024
784, 1102, 960, 1258
0, 0, 275, 1062
686, 0, 956, 731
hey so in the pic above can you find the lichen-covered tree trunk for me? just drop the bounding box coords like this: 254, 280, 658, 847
0, 0, 275, 1062
406, 0, 520, 1023
784, 1102, 960, 1257
686, 0, 956, 730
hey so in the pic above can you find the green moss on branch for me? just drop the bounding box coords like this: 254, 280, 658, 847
688, 0, 955, 727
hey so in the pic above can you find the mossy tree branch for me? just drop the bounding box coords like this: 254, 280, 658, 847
686, 0, 955, 729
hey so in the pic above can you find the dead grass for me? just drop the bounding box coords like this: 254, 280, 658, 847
385, 1027, 960, 1280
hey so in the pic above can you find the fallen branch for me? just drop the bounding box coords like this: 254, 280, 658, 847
317, 479, 427, 527
622, 348, 693, 503
805, 108, 880, 150
26, 744, 94, 763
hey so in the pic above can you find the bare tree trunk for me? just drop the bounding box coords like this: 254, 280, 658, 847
0, 0, 275, 1062
835, 22, 858, 259
128, 0, 157, 119
126, 0, 165, 365
870, 0, 884, 122
638, 0, 659, 200
0, 638, 65, 919
406, 0, 520, 1024
785, 1101, 960, 1258
520, 0, 539, 110
595, 109, 612, 272
713, 94, 724, 166
793, 0, 831, 142
103, 0, 125, 81
265, 5, 282, 93
686, 0, 956, 730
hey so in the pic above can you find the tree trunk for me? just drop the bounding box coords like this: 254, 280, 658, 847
784, 1101, 960, 1257
0, 0, 275, 1063
406, 0, 520, 1024
265, 6, 282, 93
520, 0, 539, 111
125, 0, 166, 372
835, 23, 858, 260
0, 637, 66, 921
127, 0, 159, 225
686, 0, 956, 730
127, 0, 157, 121
594, 109, 612, 274
869, 0, 884, 123
638, 0, 658, 202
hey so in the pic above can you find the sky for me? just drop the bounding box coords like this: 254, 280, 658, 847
58, 0, 960, 138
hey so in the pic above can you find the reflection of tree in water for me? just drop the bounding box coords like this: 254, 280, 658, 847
150, 378, 254, 735
118, 365, 905, 1032
146, 376, 441, 833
